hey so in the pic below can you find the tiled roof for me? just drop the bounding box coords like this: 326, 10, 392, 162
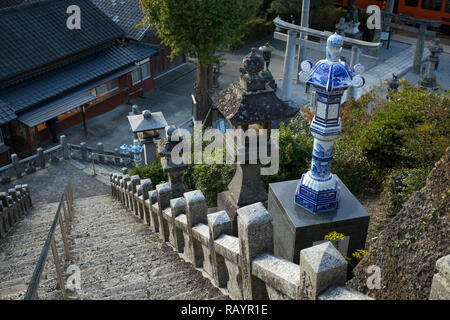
0, 0, 24, 9
0, 100, 17, 126
0, 0, 125, 82
91, 0, 151, 40
0, 43, 159, 114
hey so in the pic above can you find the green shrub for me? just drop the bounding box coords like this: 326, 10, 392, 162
339, 81, 449, 189
262, 118, 313, 187
382, 167, 429, 216
191, 163, 236, 208
127, 160, 168, 186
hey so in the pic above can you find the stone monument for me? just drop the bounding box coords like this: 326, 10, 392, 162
268, 33, 370, 264
127, 109, 168, 165
213, 48, 299, 234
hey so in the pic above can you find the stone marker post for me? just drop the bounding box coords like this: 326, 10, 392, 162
297, 242, 348, 300
238, 202, 273, 300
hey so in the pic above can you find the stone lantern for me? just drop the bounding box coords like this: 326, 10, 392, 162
259, 42, 276, 91
157, 125, 187, 198
296, 32, 365, 213
213, 48, 299, 231
127, 109, 168, 165
419, 38, 443, 91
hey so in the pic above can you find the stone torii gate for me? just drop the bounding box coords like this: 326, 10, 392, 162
273, 17, 381, 102
380, 11, 442, 74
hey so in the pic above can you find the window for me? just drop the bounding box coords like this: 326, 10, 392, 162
421, 0, 443, 10
141, 62, 151, 80
405, 0, 419, 7
445, 0, 450, 12
131, 68, 142, 85
0, 131, 4, 146
96, 78, 119, 96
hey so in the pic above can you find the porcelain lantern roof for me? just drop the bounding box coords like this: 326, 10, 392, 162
298, 33, 365, 93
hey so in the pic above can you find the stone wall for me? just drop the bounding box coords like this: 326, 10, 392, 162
0, 135, 132, 185
0, 184, 32, 239
110, 173, 373, 300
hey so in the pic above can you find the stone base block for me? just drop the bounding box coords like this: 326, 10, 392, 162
268, 178, 370, 265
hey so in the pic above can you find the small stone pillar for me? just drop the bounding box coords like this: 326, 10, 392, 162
156, 183, 172, 241
97, 142, 104, 163
207, 210, 233, 287
37, 147, 45, 169
419, 38, 443, 91
184, 190, 207, 268
238, 202, 273, 300
11, 154, 21, 179
138, 178, 153, 220
297, 241, 348, 300
169, 197, 186, 252
127, 109, 168, 165
80, 142, 88, 162
158, 125, 187, 198
60, 135, 69, 160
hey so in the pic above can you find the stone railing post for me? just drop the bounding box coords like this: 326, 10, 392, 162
61, 135, 69, 160
8, 189, 23, 220
97, 142, 104, 163
36, 147, 45, 169
122, 175, 131, 207
169, 197, 185, 253
429, 255, 450, 300
297, 241, 348, 300
238, 202, 273, 300
130, 175, 140, 213
0, 204, 7, 238
156, 183, 172, 241
80, 142, 87, 162
208, 210, 233, 287
184, 190, 207, 268
148, 190, 159, 232
138, 179, 152, 220
11, 154, 22, 179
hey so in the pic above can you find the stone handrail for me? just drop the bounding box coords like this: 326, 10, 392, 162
110, 173, 373, 300
0, 184, 32, 239
0, 135, 132, 184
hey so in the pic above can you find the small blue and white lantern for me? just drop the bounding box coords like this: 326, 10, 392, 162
131, 139, 143, 166
295, 33, 365, 213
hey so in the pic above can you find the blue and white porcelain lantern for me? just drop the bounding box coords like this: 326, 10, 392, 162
295, 33, 365, 213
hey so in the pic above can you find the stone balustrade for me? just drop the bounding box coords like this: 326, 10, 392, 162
110, 172, 373, 300
0, 184, 32, 239
0, 135, 132, 185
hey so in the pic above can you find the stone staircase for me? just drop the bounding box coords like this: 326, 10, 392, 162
0, 201, 66, 300
0, 194, 227, 300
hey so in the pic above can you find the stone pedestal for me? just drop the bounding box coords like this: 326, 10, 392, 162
268, 178, 369, 264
